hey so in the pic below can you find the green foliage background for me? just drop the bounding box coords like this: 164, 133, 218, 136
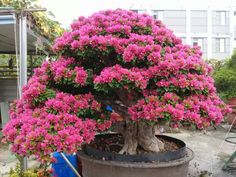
0, 0, 64, 42
213, 50, 236, 100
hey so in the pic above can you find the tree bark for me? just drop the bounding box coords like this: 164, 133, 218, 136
118, 122, 164, 155
138, 122, 164, 153
118, 123, 138, 155
110, 89, 164, 155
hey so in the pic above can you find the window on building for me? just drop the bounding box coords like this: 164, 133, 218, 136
152, 10, 164, 22
216, 11, 226, 25
181, 37, 186, 44
138, 10, 147, 14
192, 38, 203, 50
131, 10, 147, 14
131, 10, 138, 13
219, 38, 225, 52
216, 38, 225, 53
220, 11, 226, 25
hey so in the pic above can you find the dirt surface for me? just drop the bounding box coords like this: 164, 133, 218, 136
90, 134, 180, 155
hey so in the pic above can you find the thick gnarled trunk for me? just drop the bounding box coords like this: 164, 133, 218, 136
119, 123, 138, 155
118, 122, 164, 155
138, 122, 164, 153
110, 89, 164, 155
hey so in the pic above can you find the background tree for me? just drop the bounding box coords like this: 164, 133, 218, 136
0, 0, 64, 43
213, 50, 236, 100
0, 0, 64, 78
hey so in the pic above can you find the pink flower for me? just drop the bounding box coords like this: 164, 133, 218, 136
74, 67, 88, 86
71, 40, 79, 50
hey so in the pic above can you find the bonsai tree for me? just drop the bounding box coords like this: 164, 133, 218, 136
2, 9, 230, 163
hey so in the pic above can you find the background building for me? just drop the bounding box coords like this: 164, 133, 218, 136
130, 0, 236, 60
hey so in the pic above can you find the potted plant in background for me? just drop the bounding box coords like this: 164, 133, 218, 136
214, 51, 236, 127
8, 162, 52, 177
2, 9, 230, 177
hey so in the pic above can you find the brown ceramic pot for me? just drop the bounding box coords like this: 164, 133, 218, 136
227, 97, 236, 105
79, 148, 193, 177
78, 134, 194, 177
227, 97, 236, 128
227, 107, 236, 128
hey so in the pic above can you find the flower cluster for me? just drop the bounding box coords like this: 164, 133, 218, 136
2, 92, 111, 162
22, 80, 48, 106
53, 9, 179, 66
129, 93, 229, 129
156, 74, 215, 95
94, 64, 148, 90
128, 95, 185, 122
182, 94, 230, 128
45, 92, 101, 116
147, 53, 212, 77
2, 107, 96, 162
50, 57, 88, 87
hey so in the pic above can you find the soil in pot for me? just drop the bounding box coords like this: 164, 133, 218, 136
90, 134, 180, 154
83, 133, 187, 163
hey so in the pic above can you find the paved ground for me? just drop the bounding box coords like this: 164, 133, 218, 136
166, 126, 236, 177
0, 125, 236, 177
0, 143, 39, 177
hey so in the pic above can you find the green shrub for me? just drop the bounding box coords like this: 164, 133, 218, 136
8, 160, 51, 177
9, 163, 38, 177
206, 58, 226, 71
227, 50, 236, 69
214, 68, 236, 100
213, 50, 236, 100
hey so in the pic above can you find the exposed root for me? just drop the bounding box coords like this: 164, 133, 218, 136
138, 122, 164, 152
119, 122, 164, 155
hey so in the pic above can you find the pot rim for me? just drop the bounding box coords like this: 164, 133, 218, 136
78, 148, 194, 168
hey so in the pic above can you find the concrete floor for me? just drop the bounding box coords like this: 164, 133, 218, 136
166, 126, 236, 177
0, 126, 236, 177
0, 143, 39, 177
